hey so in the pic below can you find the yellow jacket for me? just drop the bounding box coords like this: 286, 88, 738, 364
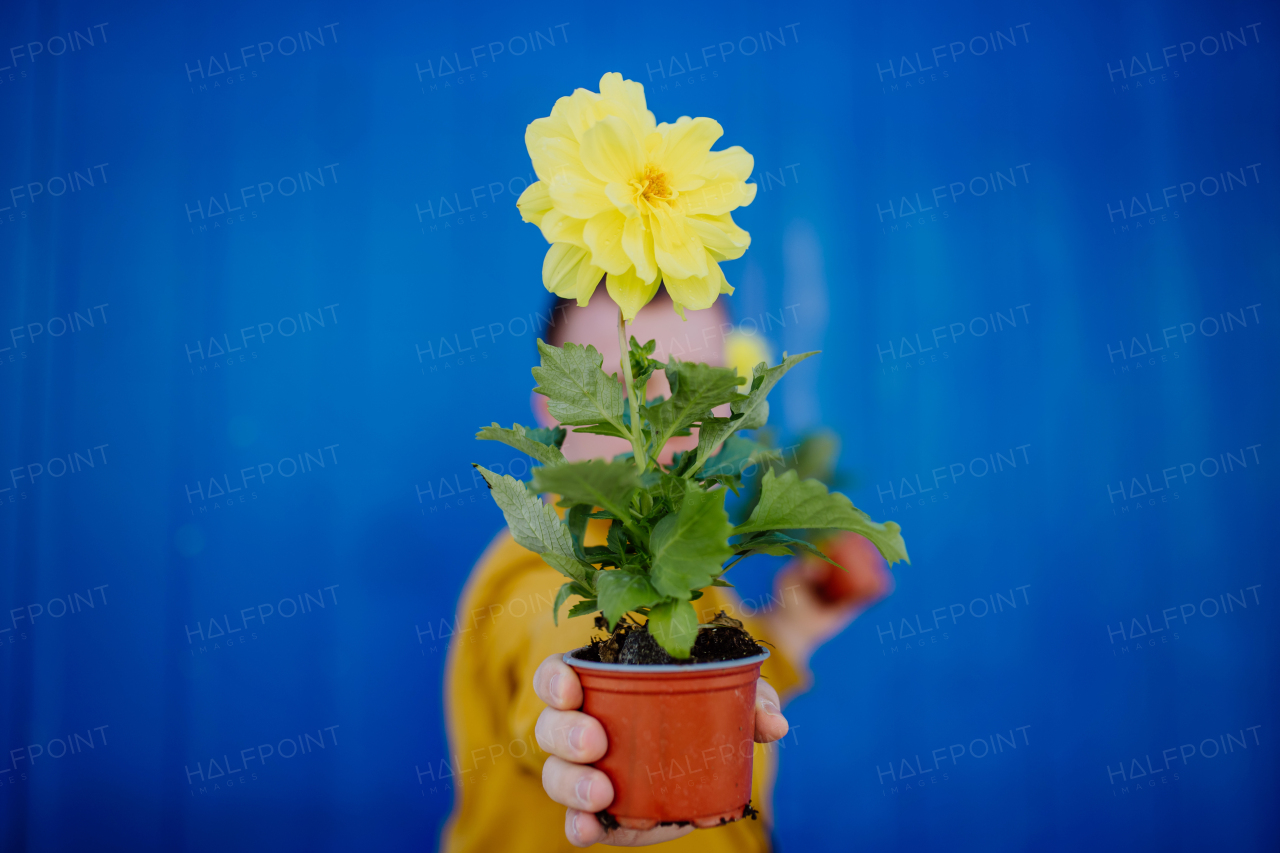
440, 523, 807, 852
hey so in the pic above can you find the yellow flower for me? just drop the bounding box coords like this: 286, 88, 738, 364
517, 72, 755, 321
724, 332, 772, 380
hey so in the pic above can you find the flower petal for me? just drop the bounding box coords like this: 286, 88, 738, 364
583, 209, 630, 275
670, 175, 706, 193
530, 133, 613, 218
710, 257, 734, 294
686, 213, 750, 261
662, 266, 721, 312
547, 163, 613, 220
525, 118, 578, 183
656, 116, 723, 185
605, 182, 639, 218
527, 135, 580, 183
644, 132, 664, 159
540, 209, 586, 247
543, 243, 603, 306
606, 268, 661, 322
576, 250, 607, 299
697, 146, 754, 183
651, 206, 708, 280
622, 217, 658, 283
517, 181, 553, 226
525, 113, 575, 146
552, 88, 607, 141
598, 72, 657, 139
580, 115, 645, 185
681, 180, 756, 216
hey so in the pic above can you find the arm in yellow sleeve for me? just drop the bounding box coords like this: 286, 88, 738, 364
446, 531, 599, 778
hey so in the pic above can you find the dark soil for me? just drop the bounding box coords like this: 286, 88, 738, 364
576, 612, 763, 666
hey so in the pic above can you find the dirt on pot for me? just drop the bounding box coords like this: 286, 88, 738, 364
576, 612, 764, 665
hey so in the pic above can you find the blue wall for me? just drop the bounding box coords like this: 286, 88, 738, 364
1, 0, 1276, 850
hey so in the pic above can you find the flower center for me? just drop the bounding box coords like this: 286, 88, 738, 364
637, 164, 674, 205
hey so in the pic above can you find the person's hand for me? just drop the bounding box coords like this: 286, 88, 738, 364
807, 532, 893, 606
532, 654, 790, 847
763, 532, 894, 669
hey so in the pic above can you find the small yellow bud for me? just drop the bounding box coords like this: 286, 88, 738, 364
724, 332, 772, 381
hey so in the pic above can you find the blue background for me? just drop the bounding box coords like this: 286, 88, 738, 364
1, 0, 1276, 850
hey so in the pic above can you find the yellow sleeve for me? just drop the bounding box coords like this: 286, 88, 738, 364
503, 572, 601, 775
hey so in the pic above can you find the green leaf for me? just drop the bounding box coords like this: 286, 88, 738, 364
581, 545, 619, 568
690, 354, 813, 473
526, 426, 568, 449
596, 570, 663, 629
645, 360, 743, 454
648, 487, 735, 599
701, 435, 767, 479
711, 578, 735, 587
733, 468, 909, 565
552, 583, 574, 626
542, 552, 600, 586
702, 474, 742, 495
566, 598, 599, 619
647, 598, 699, 659
474, 464, 572, 555
473, 465, 594, 583
567, 504, 592, 561
692, 417, 738, 471
737, 399, 769, 431
530, 460, 641, 523
732, 352, 815, 425
476, 422, 567, 467
744, 542, 794, 557
645, 471, 688, 506
734, 531, 844, 568
606, 519, 628, 555
796, 542, 844, 568
532, 340, 628, 429
570, 421, 633, 440
552, 581, 595, 626
628, 336, 661, 392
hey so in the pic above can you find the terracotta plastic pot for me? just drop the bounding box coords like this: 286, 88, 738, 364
563, 648, 770, 829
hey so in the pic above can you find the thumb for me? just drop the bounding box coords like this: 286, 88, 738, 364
754, 679, 789, 743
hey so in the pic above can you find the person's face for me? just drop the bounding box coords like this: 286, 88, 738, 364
532, 297, 730, 463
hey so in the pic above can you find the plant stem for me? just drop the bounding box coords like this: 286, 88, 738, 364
618, 307, 649, 471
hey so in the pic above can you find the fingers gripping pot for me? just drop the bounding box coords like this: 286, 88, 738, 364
563, 648, 770, 829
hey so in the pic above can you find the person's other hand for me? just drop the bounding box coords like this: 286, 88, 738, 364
532, 654, 789, 847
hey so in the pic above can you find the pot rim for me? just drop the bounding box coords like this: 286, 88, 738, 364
562, 646, 770, 674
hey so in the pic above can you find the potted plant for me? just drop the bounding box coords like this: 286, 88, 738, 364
472, 72, 909, 830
